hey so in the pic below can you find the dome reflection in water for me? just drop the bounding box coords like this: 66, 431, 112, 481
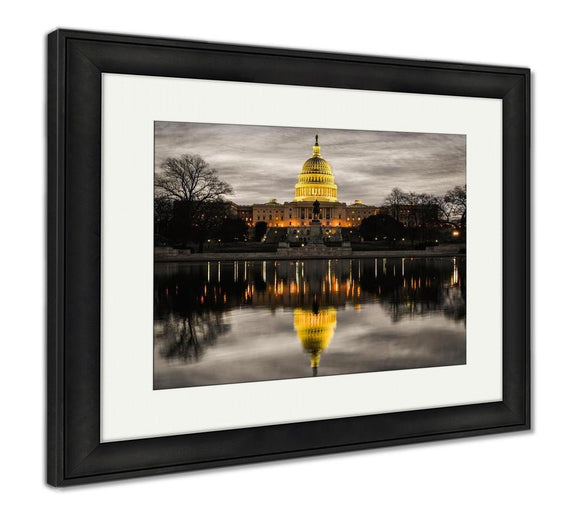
153, 257, 465, 389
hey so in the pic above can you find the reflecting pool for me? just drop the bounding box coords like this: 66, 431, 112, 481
154, 257, 466, 389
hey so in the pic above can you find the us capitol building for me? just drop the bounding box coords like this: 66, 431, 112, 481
234, 135, 379, 242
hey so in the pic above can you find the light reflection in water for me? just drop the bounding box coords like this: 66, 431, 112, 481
154, 257, 466, 389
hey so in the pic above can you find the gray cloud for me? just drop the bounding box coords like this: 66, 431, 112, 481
155, 122, 465, 206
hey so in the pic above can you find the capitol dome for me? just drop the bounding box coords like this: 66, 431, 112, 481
294, 306, 337, 373
301, 155, 333, 175
294, 135, 339, 202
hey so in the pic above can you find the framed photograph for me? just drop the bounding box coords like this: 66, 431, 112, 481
47, 29, 530, 486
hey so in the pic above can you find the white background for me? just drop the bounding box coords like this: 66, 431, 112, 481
0, 1, 577, 508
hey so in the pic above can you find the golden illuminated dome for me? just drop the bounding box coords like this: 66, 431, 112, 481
294, 135, 339, 202
302, 152, 332, 175
293, 306, 337, 372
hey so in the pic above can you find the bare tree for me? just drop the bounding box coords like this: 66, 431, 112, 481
433, 195, 455, 226
444, 185, 467, 230
153, 195, 173, 238
383, 187, 406, 221
384, 188, 439, 227
155, 154, 232, 203
415, 193, 438, 227
155, 155, 233, 250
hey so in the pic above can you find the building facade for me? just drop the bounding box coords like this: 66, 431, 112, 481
382, 204, 440, 228
235, 136, 378, 230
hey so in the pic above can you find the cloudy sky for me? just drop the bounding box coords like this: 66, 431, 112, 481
154, 122, 465, 206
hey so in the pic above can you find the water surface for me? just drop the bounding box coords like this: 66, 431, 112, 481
154, 257, 465, 389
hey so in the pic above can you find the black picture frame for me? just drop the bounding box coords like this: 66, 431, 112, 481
47, 29, 530, 486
